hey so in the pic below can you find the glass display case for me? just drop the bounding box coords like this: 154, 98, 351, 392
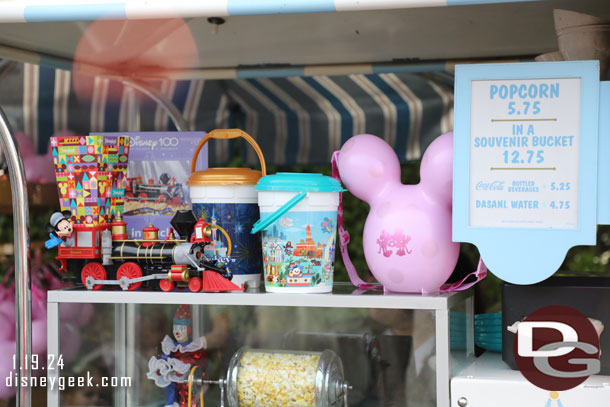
47, 284, 473, 407
0, 3, 607, 407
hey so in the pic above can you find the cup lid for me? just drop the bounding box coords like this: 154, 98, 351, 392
256, 172, 346, 192
187, 168, 262, 186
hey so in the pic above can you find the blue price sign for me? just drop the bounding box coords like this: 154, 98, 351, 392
453, 61, 600, 284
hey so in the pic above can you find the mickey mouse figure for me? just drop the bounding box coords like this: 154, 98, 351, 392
45, 210, 75, 249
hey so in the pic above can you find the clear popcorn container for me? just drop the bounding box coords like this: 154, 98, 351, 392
225, 348, 347, 407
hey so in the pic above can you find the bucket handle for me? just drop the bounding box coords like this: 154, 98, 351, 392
190, 129, 267, 176
251, 192, 307, 234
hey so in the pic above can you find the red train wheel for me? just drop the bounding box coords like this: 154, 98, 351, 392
188, 277, 202, 293
117, 262, 143, 291
81, 263, 107, 290
159, 280, 174, 292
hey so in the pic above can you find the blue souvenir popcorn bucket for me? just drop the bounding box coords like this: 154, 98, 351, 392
188, 129, 266, 288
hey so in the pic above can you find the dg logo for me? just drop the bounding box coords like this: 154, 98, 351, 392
510, 305, 601, 391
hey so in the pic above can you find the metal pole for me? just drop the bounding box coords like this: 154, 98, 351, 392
124, 86, 141, 132
0, 106, 31, 406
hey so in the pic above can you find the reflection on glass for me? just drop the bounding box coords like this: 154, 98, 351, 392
450, 297, 476, 378
59, 303, 444, 407
59, 303, 114, 407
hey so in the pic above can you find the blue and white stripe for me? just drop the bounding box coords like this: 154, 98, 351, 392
0, 0, 544, 23
0, 60, 455, 165
219, 73, 453, 165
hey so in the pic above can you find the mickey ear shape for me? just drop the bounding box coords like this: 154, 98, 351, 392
420, 132, 454, 206
337, 134, 401, 203
61, 210, 72, 219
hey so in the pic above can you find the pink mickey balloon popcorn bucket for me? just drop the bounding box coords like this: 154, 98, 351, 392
251, 173, 345, 293
334, 132, 486, 294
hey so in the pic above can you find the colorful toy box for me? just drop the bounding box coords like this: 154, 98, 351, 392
92, 132, 207, 240
51, 134, 129, 225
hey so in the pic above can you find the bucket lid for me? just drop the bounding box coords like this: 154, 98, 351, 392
187, 168, 262, 186
256, 172, 346, 192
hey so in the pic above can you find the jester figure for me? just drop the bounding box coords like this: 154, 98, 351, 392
147, 305, 208, 407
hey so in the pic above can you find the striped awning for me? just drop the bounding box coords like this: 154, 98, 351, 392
0, 60, 454, 165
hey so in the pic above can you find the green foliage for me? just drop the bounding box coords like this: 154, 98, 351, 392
558, 226, 610, 276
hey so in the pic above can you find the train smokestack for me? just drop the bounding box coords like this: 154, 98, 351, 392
171, 210, 198, 240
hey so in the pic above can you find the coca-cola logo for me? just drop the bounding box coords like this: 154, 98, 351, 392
475, 181, 504, 191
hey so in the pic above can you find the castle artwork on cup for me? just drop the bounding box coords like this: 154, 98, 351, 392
261, 211, 336, 289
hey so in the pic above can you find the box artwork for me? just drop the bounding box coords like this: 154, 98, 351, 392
51, 134, 129, 225
91, 132, 207, 239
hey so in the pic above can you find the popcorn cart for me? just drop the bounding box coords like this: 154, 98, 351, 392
1, 1, 599, 407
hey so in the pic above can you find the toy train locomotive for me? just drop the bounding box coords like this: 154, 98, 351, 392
55, 210, 242, 292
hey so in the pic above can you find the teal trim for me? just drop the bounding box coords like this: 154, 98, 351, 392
251, 192, 307, 234
373, 63, 446, 74
24, 3, 126, 22
256, 172, 346, 192
227, 0, 335, 15
236, 66, 305, 79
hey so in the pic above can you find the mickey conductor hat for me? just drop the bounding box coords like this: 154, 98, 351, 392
50, 212, 67, 227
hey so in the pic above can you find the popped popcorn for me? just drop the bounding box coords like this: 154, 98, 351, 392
235, 351, 320, 407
